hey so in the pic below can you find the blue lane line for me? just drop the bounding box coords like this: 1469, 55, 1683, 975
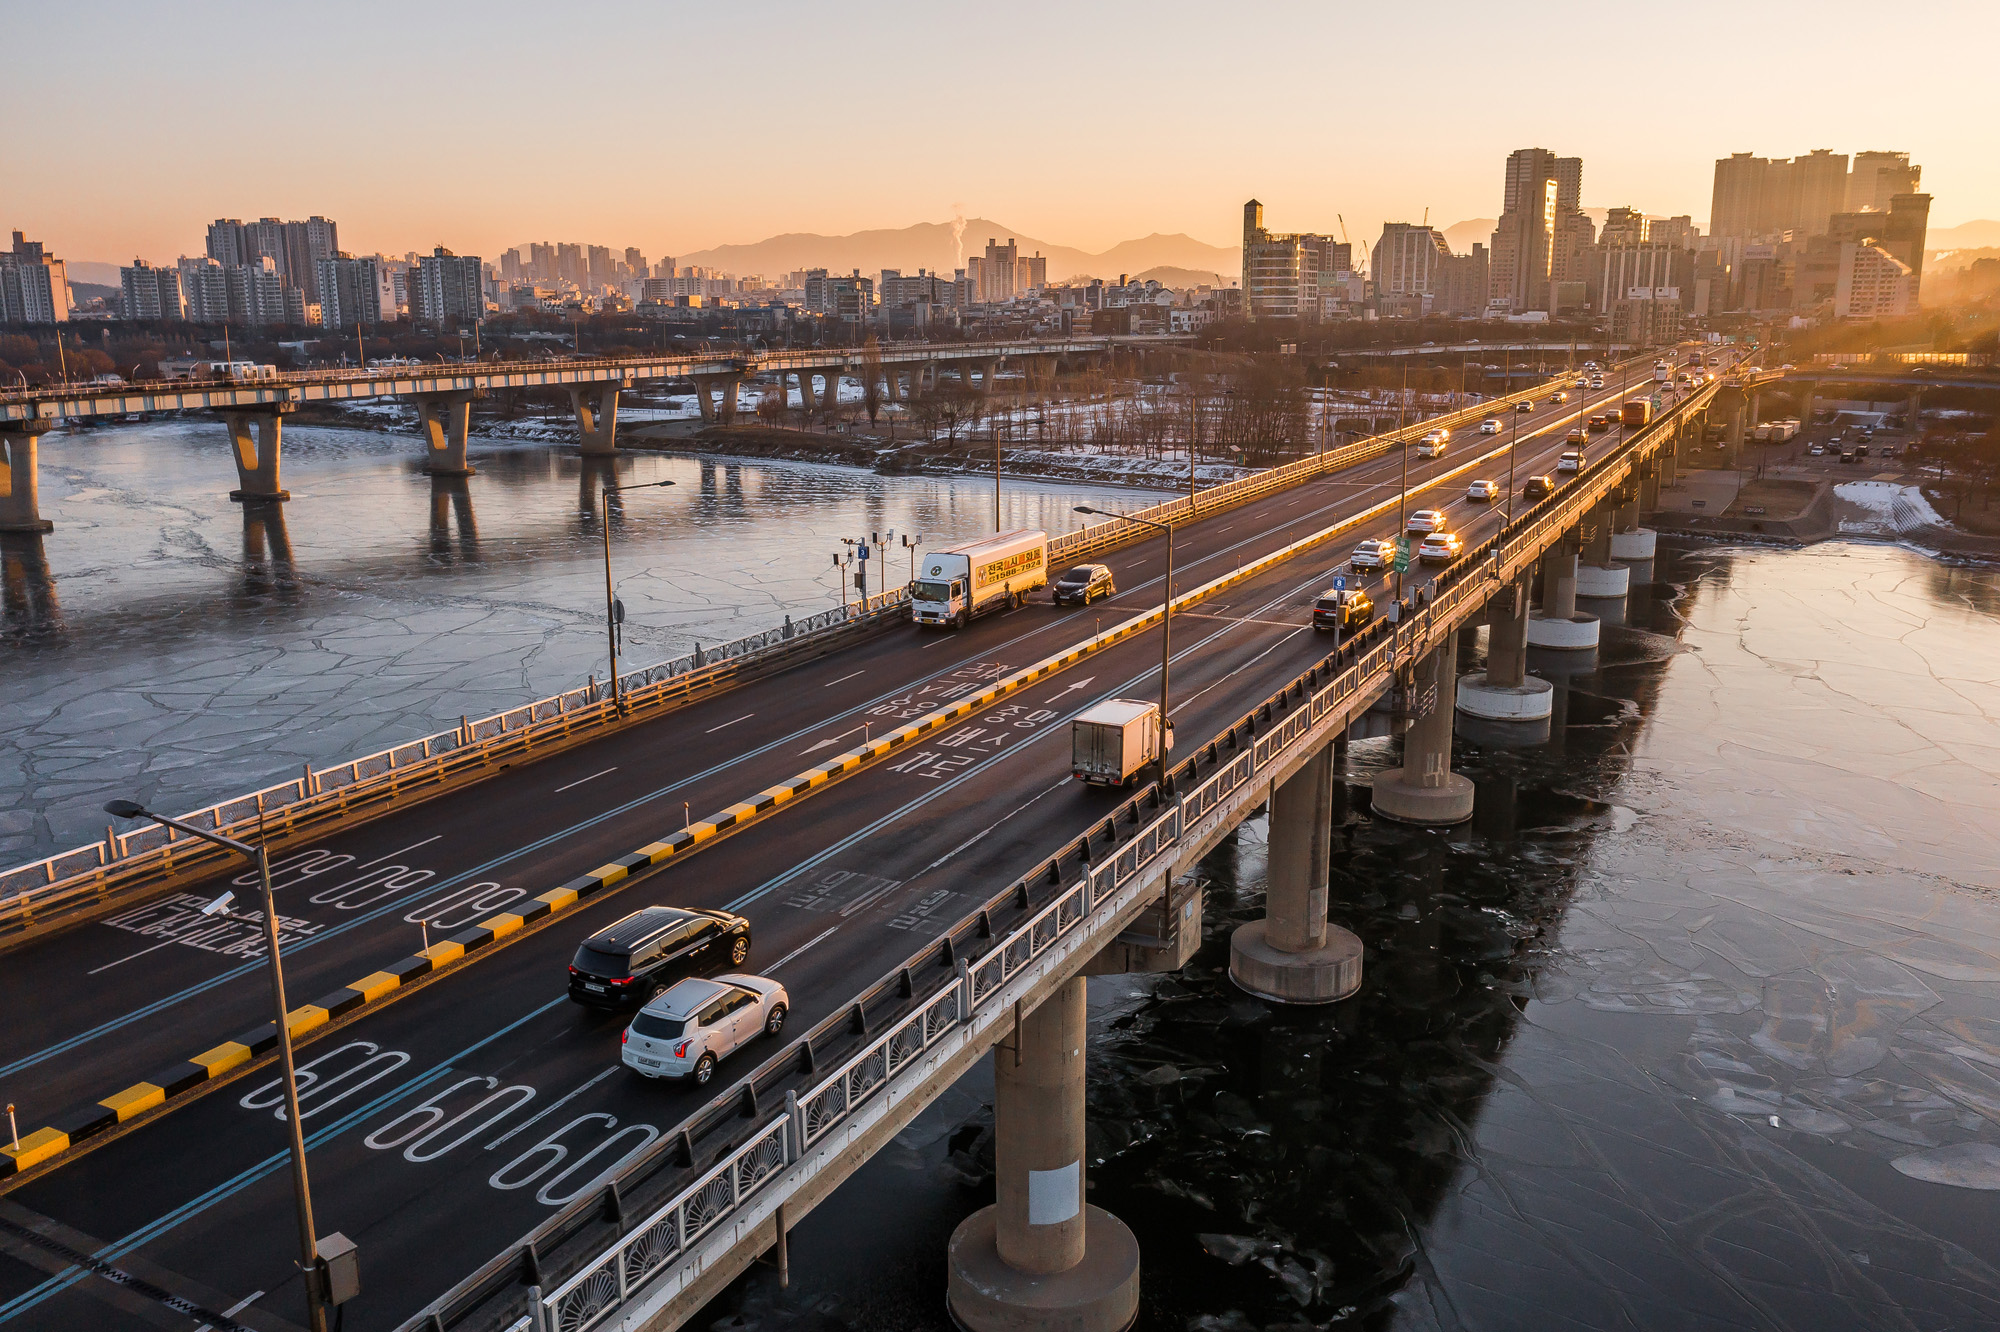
0, 503, 1333, 1081
0, 996, 569, 1324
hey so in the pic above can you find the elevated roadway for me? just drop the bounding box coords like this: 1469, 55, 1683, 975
0, 351, 1720, 1331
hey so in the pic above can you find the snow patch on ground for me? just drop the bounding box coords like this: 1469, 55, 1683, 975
1834, 481, 1948, 536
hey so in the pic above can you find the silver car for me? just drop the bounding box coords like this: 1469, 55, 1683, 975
622, 974, 789, 1085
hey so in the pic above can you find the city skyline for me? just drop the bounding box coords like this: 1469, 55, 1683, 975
10, 1, 1995, 267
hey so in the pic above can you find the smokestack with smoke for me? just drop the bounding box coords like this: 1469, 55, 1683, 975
950, 204, 966, 268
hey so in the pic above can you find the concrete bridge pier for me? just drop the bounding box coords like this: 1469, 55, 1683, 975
0, 422, 56, 533
1372, 633, 1475, 825
947, 976, 1140, 1332
1228, 743, 1364, 1004
1456, 576, 1552, 721
569, 383, 623, 455
691, 374, 740, 425
793, 370, 819, 413
1799, 382, 1817, 427
1906, 386, 1923, 426
223, 406, 291, 502
1612, 473, 1657, 560
415, 390, 478, 475
1575, 502, 1629, 599
979, 359, 1002, 396
1527, 533, 1598, 649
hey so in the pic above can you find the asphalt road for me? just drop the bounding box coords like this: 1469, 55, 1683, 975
0, 352, 1709, 1331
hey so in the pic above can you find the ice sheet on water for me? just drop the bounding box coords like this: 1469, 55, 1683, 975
1891, 1142, 2000, 1189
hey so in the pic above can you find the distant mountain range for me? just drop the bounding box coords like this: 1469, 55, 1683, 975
1929, 219, 2000, 251
674, 218, 1239, 285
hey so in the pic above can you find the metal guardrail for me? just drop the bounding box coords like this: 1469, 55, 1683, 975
411, 377, 1710, 1332
2, 365, 1577, 939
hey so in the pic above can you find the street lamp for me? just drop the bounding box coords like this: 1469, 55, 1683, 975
601, 478, 676, 711
900, 532, 923, 590
101, 799, 341, 1332
1074, 505, 1174, 781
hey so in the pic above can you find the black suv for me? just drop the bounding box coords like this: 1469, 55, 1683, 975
1522, 474, 1555, 501
1312, 587, 1373, 631
1052, 563, 1115, 606
567, 906, 752, 1008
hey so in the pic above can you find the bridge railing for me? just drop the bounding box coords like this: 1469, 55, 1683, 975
415, 382, 1710, 1332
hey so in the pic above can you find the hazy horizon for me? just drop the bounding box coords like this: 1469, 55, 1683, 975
13, 0, 1996, 267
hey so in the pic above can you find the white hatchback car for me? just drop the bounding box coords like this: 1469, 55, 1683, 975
1556, 450, 1584, 473
622, 974, 788, 1085
1406, 508, 1447, 533
1466, 479, 1499, 501
1350, 538, 1392, 570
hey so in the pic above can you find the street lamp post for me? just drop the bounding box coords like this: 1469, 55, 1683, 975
601, 478, 676, 710
101, 799, 335, 1332
1075, 505, 1173, 782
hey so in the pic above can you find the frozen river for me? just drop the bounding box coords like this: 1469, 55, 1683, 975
709, 539, 2000, 1331
0, 420, 1172, 865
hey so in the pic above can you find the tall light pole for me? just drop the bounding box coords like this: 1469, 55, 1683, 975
101, 799, 335, 1332
1075, 504, 1173, 783
601, 478, 676, 711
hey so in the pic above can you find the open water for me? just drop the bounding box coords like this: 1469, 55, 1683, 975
708, 538, 2000, 1332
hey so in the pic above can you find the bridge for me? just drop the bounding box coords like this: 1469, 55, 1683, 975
0, 346, 1725, 1332
0, 336, 1187, 533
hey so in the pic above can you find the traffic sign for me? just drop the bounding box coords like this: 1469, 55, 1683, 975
1333, 575, 1346, 590
1393, 537, 1411, 573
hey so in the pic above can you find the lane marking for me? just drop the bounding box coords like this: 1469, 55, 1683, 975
904, 775, 1074, 887
348, 836, 443, 874
802, 726, 864, 756
822, 670, 865, 687
483, 1065, 620, 1152
553, 768, 618, 794
84, 939, 181, 977
192, 1289, 265, 1332
705, 714, 754, 734
767, 926, 840, 972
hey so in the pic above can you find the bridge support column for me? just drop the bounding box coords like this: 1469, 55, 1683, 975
1371, 634, 1475, 825
947, 977, 1140, 1332
414, 390, 477, 475
1457, 576, 1552, 721
1799, 382, 1817, 428
569, 384, 622, 455
0, 422, 56, 533
692, 374, 740, 426
1576, 502, 1629, 598
1611, 475, 1656, 559
980, 359, 1001, 396
224, 407, 290, 502
1907, 386, 1923, 427
1527, 534, 1598, 649
820, 370, 842, 411
795, 370, 819, 412
1228, 743, 1364, 1004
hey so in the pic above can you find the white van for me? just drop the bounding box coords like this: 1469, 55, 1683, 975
1416, 432, 1447, 459
910, 529, 1049, 627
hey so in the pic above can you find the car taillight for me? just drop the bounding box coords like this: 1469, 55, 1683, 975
674, 1040, 691, 1058
610, 975, 635, 985
568, 966, 579, 976
621, 1030, 628, 1044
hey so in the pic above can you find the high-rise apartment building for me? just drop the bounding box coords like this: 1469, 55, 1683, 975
587, 245, 613, 289
1371, 223, 1452, 312
980, 238, 1020, 303
556, 243, 585, 287
120, 259, 186, 320
1487, 149, 1590, 312
1846, 152, 1920, 214
1240, 201, 1347, 322
1834, 242, 1916, 319
413, 247, 484, 325
623, 247, 646, 280
0, 232, 70, 324
317, 253, 392, 328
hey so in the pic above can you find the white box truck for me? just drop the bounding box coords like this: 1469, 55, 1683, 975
1071, 698, 1160, 786
909, 528, 1049, 627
